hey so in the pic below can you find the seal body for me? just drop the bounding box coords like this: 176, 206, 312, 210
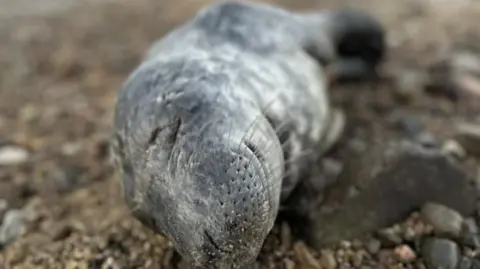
110, 1, 384, 268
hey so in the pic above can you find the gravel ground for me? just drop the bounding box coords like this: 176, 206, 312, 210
0, 0, 480, 268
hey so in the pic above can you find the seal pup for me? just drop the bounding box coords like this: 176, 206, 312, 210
110, 1, 385, 268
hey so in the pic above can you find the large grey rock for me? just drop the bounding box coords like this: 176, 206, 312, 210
306, 140, 477, 248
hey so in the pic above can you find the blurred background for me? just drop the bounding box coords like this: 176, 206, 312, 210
0, 0, 479, 268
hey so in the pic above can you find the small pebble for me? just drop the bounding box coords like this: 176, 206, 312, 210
351, 250, 366, 267
320, 249, 337, 269
472, 259, 480, 269
0, 146, 29, 166
458, 256, 473, 269
0, 199, 8, 217
377, 249, 394, 265
366, 239, 381, 254
421, 202, 464, 237
66, 260, 88, 269
283, 258, 295, 269
0, 209, 26, 246
463, 218, 479, 234
393, 67, 428, 102
280, 222, 292, 253
454, 123, 480, 157
61, 141, 83, 156
403, 226, 417, 241
422, 238, 460, 269
424, 57, 460, 100
293, 242, 322, 269
394, 245, 417, 263
462, 233, 480, 249
376, 226, 403, 247
451, 51, 480, 76
441, 139, 467, 159
396, 116, 423, 138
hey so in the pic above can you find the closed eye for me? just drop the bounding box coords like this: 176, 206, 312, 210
145, 118, 182, 150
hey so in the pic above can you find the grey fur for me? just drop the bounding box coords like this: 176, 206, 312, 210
110, 1, 384, 268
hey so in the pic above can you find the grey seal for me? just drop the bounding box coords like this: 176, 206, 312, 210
110, 1, 385, 268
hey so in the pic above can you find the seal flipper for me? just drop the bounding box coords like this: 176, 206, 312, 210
298, 8, 386, 81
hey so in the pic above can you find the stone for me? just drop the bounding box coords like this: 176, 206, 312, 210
376, 226, 403, 247
462, 218, 478, 234
451, 51, 480, 97
472, 259, 480, 269
293, 242, 322, 269
280, 222, 292, 254
366, 238, 381, 254
0, 199, 8, 220
451, 51, 480, 76
458, 256, 473, 269
424, 51, 480, 100
393, 66, 428, 102
351, 250, 366, 267
394, 245, 417, 263
462, 233, 480, 249
0, 146, 29, 166
283, 258, 295, 269
424, 58, 460, 101
420, 202, 464, 237
422, 238, 460, 269
441, 139, 467, 159
395, 116, 437, 147
0, 209, 26, 246
306, 140, 477, 248
319, 249, 337, 269
454, 122, 480, 157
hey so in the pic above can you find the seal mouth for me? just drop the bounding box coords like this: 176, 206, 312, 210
199, 230, 238, 269
203, 230, 233, 254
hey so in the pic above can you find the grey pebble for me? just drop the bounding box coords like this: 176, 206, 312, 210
376, 226, 403, 247
462, 219, 480, 250
462, 233, 480, 249
393, 66, 428, 102
471, 259, 480, 269
458, 256, 473, 269
422, 238, 460, 269
0, 199, 8, 225
396, 116, 423, 138
366, 238, 382, 254
451, 51, 480, 76
0, 209, 26, 246
462, 218, 478, 234
395, 116, 437, 147
421, 202, 464, 237
455, 122, 480, 157
0, 199, 8, 215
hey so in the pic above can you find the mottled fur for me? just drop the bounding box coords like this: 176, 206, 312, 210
110, 1, 384, 268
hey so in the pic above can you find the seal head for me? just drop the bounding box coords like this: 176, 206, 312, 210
112, 65, 284, 268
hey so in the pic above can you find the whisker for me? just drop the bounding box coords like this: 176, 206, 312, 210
237, 113, 262, 153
